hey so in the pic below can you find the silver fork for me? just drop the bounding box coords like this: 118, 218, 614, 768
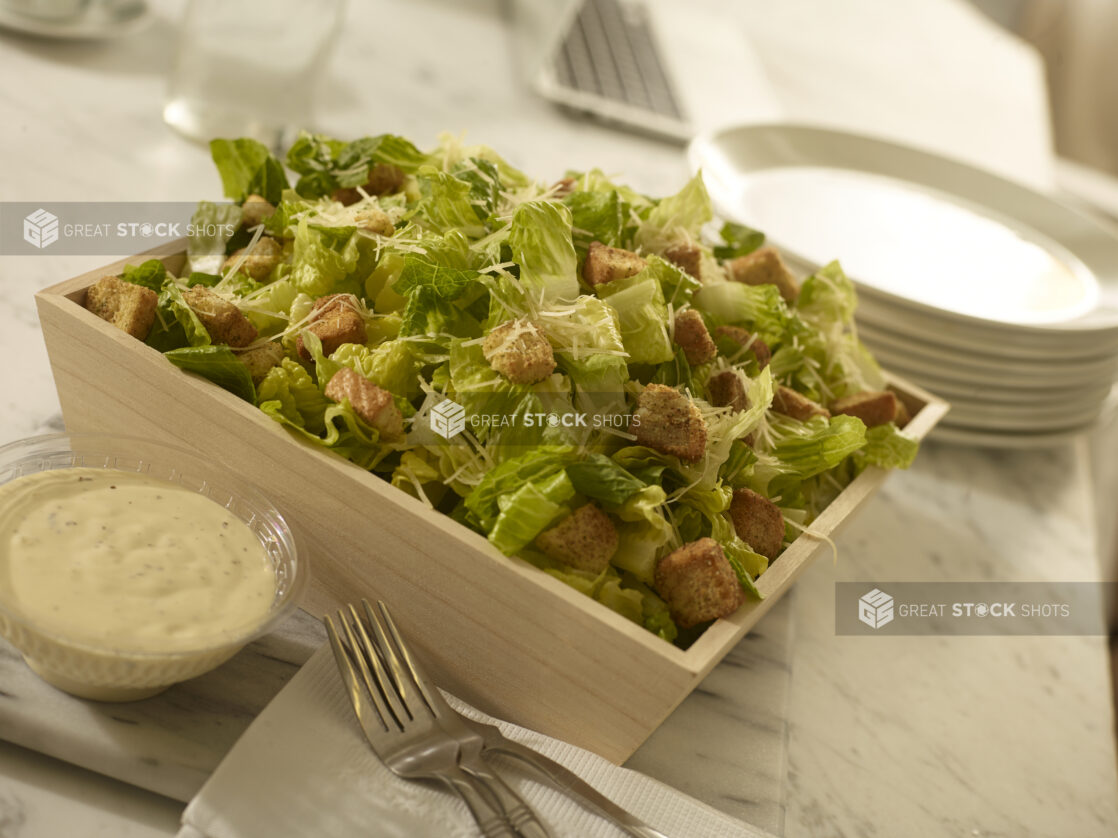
364, 599, 553, 838
325, 604, 517, 838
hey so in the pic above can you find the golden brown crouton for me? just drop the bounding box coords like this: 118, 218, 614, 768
241, 194, 276, 229
182, 285, 258, 347
729, 488, 784, 560
632, 383, 707, 463
727, 246, 800, 303
84, 276, 158, 340
222, 236, 283, 281
482, 319, 556, 385
331, 163, 407, 205
535, 503, 618, 573
582, 241, 647, 286
830, 390, 900, 428
772, 385, 830, 421
663, 242, 702, 280
324, 367, 404, 441
713, 325, 771, 369
237, 341, 285, 385
355, 207, 394, 236
654, 537, 746, 629
673, 309, 717, 366
296, 293, 367, 360
708, 371, 750, 413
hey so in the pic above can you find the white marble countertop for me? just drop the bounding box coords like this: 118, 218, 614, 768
1, 1, 1117, 836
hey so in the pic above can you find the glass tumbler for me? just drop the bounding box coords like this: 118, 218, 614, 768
163, 0, 345, 151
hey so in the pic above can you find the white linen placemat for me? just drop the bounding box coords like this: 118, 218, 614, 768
177, 644, 774, 838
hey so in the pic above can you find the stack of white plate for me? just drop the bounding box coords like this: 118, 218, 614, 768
690, 123, 1118, 448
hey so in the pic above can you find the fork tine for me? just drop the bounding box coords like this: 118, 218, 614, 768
346, 603, 413, 727
336, 608, 399, 733
361, 599, 427, 715
370, 599, 446, 719
324, 614, 390, 737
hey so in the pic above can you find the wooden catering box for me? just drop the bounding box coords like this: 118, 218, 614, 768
35, 240, 949, 763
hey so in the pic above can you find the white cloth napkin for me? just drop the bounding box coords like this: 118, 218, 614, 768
177, 644, 774, 838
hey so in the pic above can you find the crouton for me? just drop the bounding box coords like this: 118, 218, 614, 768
482, 319, 556, 385
632, 383, 707, 462
366, 162, 406, 196
241, 194, 276, 229
708, 371, 749, 413
296, 293, 367, 360
729, 488, 784, 560
324, 367, 403, 441
772, 385, 830, 421
84, 275, 158, 340
830, 390, 900, 428
713, 325, 771, 368
727, 246, 800, 303
582, 241, 647, 286
331, 163, 407, 205
182, 285, 258, 347
355, 207, 394, 236
222, 236, 283, 281
237, 341, 285, 385
535, 503, 618, 573
673, 309, 716, 366
663, 242, 702, 280
654, 538, 746, 629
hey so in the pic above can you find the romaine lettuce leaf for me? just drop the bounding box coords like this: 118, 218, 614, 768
488, 471, 575, 554
165, 345, 255, 403
692, 281, 790, 344
210, 138, 288, 204
414, 167, 487, 238
331, 340, 417, 399
596, 271, 673, 365
257, 357, 331, 432
463, 445, 578, 532
712, 221, 764, 260
605, 485, 672, 584
857, 422, 919, 470
635, 172, 711, 251
120, 259, 168, 292
566, 454, 645, 505
146, 280, 211, 351
508, 201, 580, 304
772, 414, 867, 479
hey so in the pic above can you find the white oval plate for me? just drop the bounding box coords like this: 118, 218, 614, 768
854, 296, 1118, 362
898, 373, 1111, 408
855, 321, 1118, 380
690, 123, 1118, 336
866, 340, 1118, 389
941, 399, 1105, 432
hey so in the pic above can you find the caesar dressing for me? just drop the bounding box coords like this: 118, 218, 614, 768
0, 467, 276, 653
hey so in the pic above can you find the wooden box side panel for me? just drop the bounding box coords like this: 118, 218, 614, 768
35, 288, 699, 763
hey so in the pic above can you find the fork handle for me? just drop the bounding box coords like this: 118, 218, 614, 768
486, 740, 671, 838
440, 767, 518, 838
461, 756, 553, 838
